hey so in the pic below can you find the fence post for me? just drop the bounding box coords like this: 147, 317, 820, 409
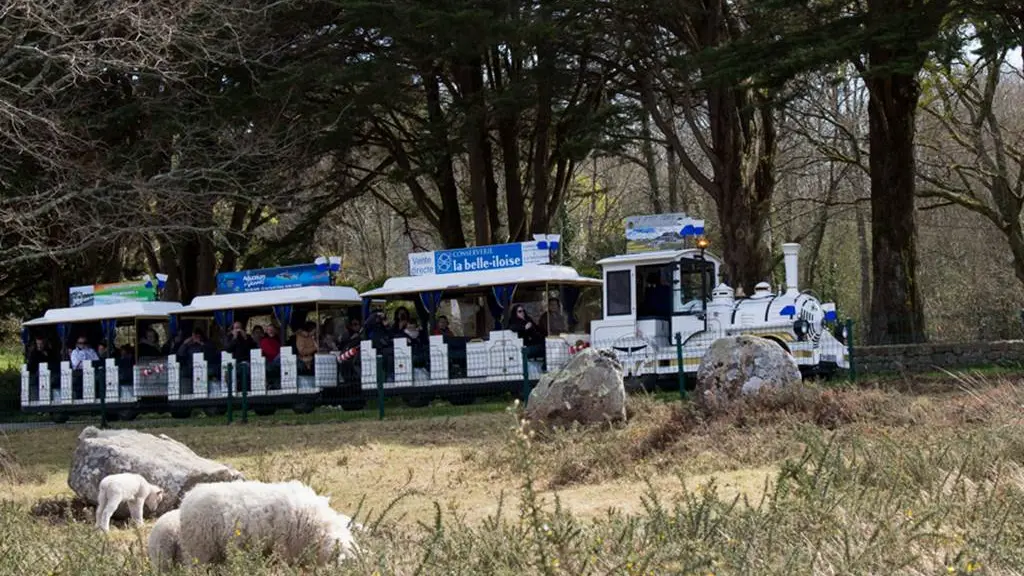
376, 354, 385, 421
240, 361, 249, 424
98, 364, 107, 429
675, 332, 686, 400
846, 318, 856, 382
521, 347, 531, 406
225, 363, 234, 424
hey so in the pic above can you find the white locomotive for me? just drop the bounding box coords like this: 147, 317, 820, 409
586, 240, 849, 380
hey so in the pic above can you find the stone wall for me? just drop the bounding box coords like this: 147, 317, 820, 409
853, 340, 1024, 375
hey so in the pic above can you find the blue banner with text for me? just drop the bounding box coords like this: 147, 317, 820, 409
408, 242, 550, 276
215, 264, 330, 294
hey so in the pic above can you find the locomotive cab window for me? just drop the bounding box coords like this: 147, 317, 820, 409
676, 258, 715, 315
605, 270, 632, 316
636, 264, 675, 319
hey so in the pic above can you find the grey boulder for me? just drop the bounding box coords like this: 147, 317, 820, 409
525, 347, 626, 429
696, 335, 802, 407
68, 426, 243, 518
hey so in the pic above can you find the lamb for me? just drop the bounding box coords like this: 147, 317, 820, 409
147, 509, 182, 572
177, 479, 358, 566
95, 472, 165, 532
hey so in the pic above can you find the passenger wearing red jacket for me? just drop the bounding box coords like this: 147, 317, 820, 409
260, 324, 282, 362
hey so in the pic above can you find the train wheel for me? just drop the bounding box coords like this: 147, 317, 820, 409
292, 401, 315, 415
340, 398, 366, 411
447, 395, 476, 406
51, 412, 69, 424
403, 395, 431, 408
253, 406, 276, 417
203, 406, 226, 417
117, 410, 138, 422
171, 409, 192, 419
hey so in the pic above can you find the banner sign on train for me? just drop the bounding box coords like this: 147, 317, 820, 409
624, 213, 706, 254
408, 241, 550, 276
69, 281, 157, 308
215, 264, 330, 294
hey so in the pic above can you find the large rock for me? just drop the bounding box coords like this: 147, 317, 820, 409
696, 335, 802, 407
525, 347, 626, 429
68, 426, 244, 518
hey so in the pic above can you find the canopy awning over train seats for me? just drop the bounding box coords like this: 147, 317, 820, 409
22, 301, 184, 326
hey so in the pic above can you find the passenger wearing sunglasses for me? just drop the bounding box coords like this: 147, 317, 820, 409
70, 338, 100, 370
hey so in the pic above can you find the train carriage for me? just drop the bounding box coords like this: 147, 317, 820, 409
357, 238, 602, 406
170, 262, 365, 416
20, 291, 183, 422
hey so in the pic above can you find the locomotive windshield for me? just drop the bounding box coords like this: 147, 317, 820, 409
676, 257, 714, 315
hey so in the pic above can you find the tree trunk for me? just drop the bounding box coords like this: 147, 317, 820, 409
483, 134, 501, 243
425, 67, 467, 248
529, 5, 554, 235
460, 58, 492, 246
640, 107, 663, 212
196, 237, 216, 299
865, 70, 926, 344
706, 84, 774, 294
218, 202, 250, 274
666, 142, 680, 212
157, 241, 180, 303
50, 265, 69, 309
716, 182, 769, 295
638, 1, 774, 294
856, 204, 871, 333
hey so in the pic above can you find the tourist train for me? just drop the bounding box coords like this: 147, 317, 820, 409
19, 214, 849, 422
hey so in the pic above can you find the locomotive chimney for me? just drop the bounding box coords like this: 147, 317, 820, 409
782, 243, 800, 295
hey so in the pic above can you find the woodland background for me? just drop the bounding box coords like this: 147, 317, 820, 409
2, 0, 1023, 346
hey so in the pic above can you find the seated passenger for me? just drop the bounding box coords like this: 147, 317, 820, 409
363, 311, 390, 348
138, 328, 162, 357
339, 317, 362, 348
226, 321, 255, 362
319, 321, 339, 353
97, 341, 114, 360
176, 328, 215, 363
539, 297, 568, 335
402, 318, 426, 340
509, 305, 544, 349
27, 336, 53, 373
391, 307, 411, 338
295, 321, 318, 371
432, 316, 453, 338
259, 325, 282, 363
71, 338, 100, 370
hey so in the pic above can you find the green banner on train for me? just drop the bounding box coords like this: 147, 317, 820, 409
69, 281, 157, 308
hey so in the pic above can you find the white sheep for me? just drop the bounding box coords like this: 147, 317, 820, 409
95, 472, 165, 532
147, 509, 182, 572
177, 480, 358, 566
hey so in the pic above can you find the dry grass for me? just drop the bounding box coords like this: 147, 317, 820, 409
2, 376, 1024, 574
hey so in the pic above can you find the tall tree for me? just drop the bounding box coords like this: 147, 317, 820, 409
357, 0, 622, 248
600, 0, 779, 293
0, 0, 395, 302
918, 48, 1024, 286
694, 0, 980, 343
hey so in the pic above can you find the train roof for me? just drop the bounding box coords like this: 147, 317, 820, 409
23, 301, 184, 326
360, 264, 601, 299
596, 248, 721, 266
179, 286, 363, 314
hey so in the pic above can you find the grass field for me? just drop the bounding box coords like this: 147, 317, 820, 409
2, 372, 1024, 574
